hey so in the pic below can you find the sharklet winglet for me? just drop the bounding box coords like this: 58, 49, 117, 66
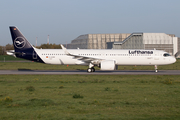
61, 44, 71, 55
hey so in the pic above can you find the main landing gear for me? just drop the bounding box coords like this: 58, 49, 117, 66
87, 63, 95, 73
155, 65, 158, 73
87, 67, 95, 73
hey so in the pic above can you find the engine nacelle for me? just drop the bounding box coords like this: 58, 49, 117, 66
100, 60, 117, 70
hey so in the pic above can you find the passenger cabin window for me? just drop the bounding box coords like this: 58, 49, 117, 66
163, 53, 171, 57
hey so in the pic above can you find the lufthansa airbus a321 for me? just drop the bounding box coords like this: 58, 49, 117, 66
7, 26, 176, 73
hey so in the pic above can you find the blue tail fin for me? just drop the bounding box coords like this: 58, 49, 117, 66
9, 26, 44, 63
10, 26, 33, 51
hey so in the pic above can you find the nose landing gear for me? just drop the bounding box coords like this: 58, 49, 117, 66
155, 65, 158, 73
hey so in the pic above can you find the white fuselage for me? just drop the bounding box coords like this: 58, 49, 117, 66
8, 26, 176, 72
35, 49, 176, 66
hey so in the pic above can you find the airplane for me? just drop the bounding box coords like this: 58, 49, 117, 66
7, 26, 176, 73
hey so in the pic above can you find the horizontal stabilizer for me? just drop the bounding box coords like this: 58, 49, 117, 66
6, 50, 26, 57
6, 50, 16, 57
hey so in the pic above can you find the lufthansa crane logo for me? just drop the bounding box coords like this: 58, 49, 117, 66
14, 37, 26, 49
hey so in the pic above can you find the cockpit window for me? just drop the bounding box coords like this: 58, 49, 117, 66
163, 53, 171, 57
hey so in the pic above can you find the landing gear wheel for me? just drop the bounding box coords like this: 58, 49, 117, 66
87, 68, 92, 73
87, 68, 95, 73
91, 67, 95, 72
155, 65, 158, 73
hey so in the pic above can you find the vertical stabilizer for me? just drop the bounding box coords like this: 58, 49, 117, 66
9, 26, 44, 63
9, 26, 33, 51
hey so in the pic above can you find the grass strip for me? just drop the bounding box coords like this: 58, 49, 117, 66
0, 75, 180, 120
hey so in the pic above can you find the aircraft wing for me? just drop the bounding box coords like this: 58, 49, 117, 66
60, 45, 103, 63
68, 54, 102, 63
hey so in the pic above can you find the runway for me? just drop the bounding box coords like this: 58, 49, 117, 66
0, 70, 180, 75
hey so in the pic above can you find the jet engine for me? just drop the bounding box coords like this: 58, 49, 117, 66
100, 60, 117, 70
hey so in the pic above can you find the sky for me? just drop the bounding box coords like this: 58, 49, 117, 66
0, 0, 180, 46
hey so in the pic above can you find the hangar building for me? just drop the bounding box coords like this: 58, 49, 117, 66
67, 33, 180, 56
67, 33, 131, 49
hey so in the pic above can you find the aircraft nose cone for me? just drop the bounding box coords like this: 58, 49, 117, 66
173, 57, 176, 63
170, 57, 176, 64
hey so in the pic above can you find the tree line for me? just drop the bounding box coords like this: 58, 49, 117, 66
0, 44, 62, 55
